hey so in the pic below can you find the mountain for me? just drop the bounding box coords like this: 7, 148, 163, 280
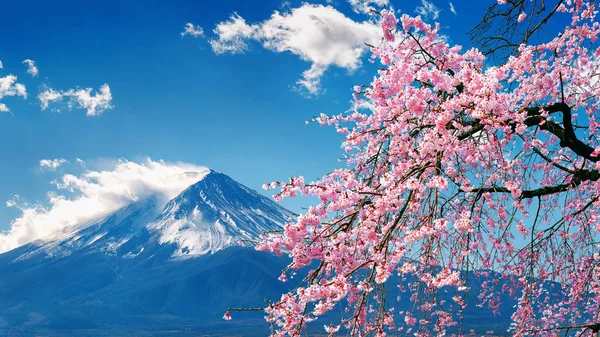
151, 170, 292, 257
0, 170, 296, 336
2, 170, 292, 263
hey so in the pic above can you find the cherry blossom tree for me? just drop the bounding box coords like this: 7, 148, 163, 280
235, 1, 600, 336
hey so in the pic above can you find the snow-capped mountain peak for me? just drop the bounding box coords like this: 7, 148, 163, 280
149, 170, 291, 257
6, 170, 292, 262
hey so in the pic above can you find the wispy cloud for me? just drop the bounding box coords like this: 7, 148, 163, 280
295, 64, 328, 97
38, 87, 62, 110
208, 4, 381, 96
449, 2, 457, 15
209, 14, 258, 54
65, 84, 113, 116
1, 158, 210, 253
181, 23, 204, 38
416, 0, 440, 20
280, 0, 291, 10
347, 0, 389, 14
22, 59, 38, 77
0, 75, 27, 112
1, 59, 112, 115
40, 158, 67, 171
38, 84, 113, 116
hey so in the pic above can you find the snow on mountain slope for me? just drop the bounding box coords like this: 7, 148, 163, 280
150, 171, 291, 256
4, 170, 293, 263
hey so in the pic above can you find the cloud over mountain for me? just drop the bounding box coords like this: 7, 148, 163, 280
1, 158, 209, 253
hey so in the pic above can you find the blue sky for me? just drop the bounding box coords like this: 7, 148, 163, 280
0, 0, 490, 244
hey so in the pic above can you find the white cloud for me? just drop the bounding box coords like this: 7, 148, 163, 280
209, 14, 258, 54
449, 2, 457, 15
38, 87, 62, 110
40, 158, 68, 171
38, 83, 113, 116
5, 196, 18, 208
350, 98, 374, 112
0, 75, 27, 112
22, 59, 38, 77
65, 84, 113, 116
181, 23, 204, 38
347, 0, 389, 14
416, 0, 440, 20
0, 60, 3, 69
209, 4, 381, 95
257, 6, 379, 69
281, 0, 291, 10
0, 158, 210, 253
295, 64, 328, 96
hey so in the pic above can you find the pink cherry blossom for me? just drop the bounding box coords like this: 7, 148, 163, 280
251, 2, 600, 336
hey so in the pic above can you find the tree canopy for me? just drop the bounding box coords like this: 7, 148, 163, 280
244, 1, 600, 336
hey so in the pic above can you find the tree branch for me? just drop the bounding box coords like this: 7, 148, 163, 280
524, 102, 600, 162
464, 168, 600, 198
